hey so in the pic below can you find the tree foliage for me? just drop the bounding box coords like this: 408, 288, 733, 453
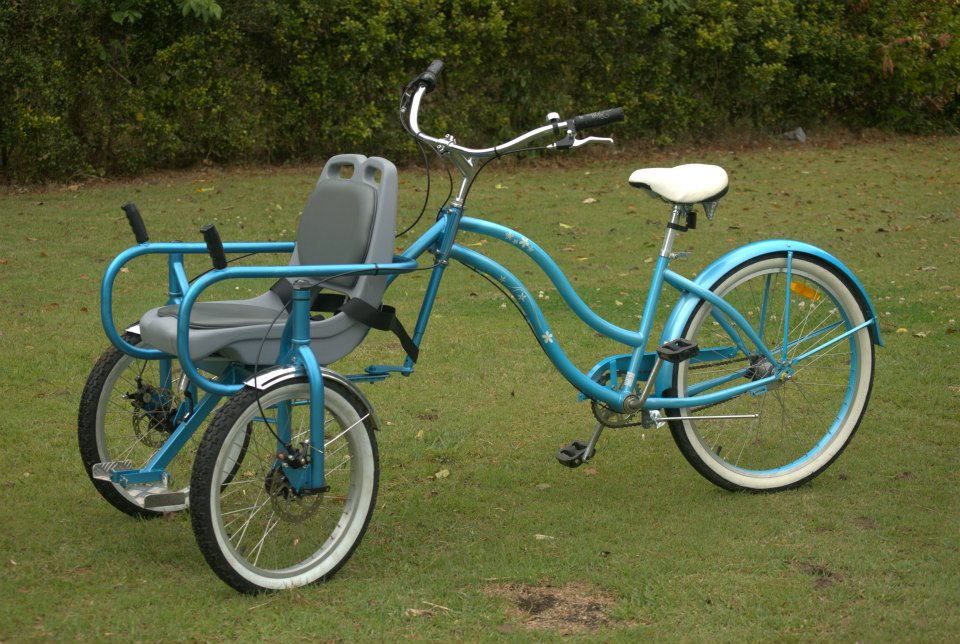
2, 0, 958, 181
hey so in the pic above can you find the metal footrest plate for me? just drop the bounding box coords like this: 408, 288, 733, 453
91, 460, 134, 481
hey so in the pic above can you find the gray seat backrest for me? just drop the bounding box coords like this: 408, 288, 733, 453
288, 154, 398, 304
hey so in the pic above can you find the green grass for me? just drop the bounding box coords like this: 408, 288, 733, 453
1, 136, 958, 640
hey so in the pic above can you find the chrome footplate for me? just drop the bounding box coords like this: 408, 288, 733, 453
133, 487, 188, 510
92, 461, 187, 510
91, 460, 134, 481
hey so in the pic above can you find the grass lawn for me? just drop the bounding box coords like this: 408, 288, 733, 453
1, 135, 958, 640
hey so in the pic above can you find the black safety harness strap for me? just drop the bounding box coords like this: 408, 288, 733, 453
339, 298, 419, 363
269, 279, 419, 363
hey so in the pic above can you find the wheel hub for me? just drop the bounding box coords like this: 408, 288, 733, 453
125, 382, 177, 447
264, 466, 321, 523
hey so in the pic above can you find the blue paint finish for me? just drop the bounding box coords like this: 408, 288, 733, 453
297, 343, 326, 492
645, 373, 779, 409
450, 244, 627, 409
622, 255, 670, 393
101, 241, 296, 359
460, 218, 644, 347
173, 257, 419, 396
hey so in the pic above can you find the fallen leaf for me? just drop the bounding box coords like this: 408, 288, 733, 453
582, 197, 598, 204
913, 331, 928, 338
535, 483, 552, 490
895, 327, 908, 334
534, 534, 555, 540
559, 223, 573, 229
405, 608, 434, 618
434, 469, 450, 479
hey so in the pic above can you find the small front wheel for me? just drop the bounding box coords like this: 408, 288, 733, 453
77, 333, 195, 517
190, 375, 379, 593
669, 253, 874, 492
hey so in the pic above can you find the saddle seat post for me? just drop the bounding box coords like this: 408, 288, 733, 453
660, 204, 694, 259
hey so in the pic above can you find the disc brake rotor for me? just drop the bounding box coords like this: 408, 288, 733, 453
264, 467, 322, 523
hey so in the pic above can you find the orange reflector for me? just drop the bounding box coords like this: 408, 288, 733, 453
791, 281, 822, 301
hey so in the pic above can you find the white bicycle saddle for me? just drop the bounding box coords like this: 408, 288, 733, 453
628, 164, 728, 205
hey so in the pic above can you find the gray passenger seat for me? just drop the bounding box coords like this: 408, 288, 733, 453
138, 154, 399, 367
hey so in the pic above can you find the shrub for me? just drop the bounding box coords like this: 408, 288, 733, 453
1, 0, 957, 182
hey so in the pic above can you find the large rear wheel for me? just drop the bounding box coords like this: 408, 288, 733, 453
669, 254, 874, 491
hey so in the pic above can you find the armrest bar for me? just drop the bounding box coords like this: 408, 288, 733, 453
176, 257, 421, 396
101, 241, 298, 358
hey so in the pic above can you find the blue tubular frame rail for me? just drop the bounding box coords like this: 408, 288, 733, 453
101, 241, 295, 359
174, 258, 420, 396
102, 207, 881, 421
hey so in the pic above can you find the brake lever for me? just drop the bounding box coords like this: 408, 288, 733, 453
547, 135, 614, 151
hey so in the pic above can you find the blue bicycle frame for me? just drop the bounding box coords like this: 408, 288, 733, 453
352, 206, 880, 415
98, 78, 882, 497
100, 195, 880, 497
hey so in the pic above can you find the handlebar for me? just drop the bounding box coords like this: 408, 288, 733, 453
121, 202, 149, 244
408, 59, 444, 93
403, 59, 622, 159
572, 107, 625, 131
200, 223, 228, 270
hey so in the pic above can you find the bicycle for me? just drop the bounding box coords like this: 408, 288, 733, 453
80, 60, 881, 593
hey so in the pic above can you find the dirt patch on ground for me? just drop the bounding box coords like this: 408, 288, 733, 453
485, 581, 624, 636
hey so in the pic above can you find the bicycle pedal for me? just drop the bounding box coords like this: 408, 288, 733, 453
657, 338, 700, 364
556, 440, 592, 468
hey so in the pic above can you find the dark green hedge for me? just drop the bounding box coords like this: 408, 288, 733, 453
3, 0, 958, 181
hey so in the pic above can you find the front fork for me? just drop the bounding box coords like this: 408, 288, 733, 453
274, 280, 327, 494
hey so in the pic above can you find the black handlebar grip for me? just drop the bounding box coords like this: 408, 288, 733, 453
571, 107, 625, 131
418, 59, 444, 92
200, 223, 228, 270
121, 202, 149, 244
